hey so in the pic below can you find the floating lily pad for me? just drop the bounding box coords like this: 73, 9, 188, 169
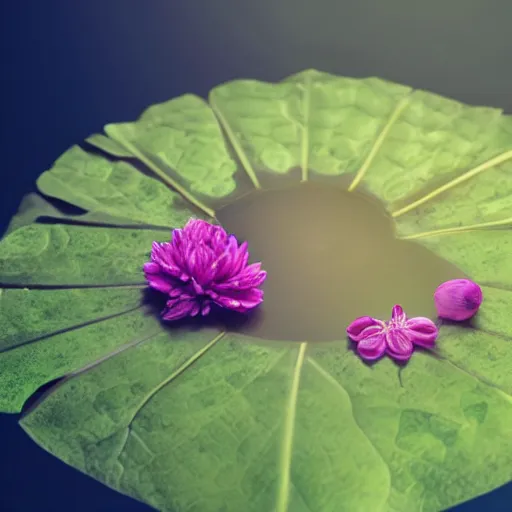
1, 70, 512, 512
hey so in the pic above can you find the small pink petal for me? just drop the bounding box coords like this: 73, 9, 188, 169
357, 333, 387, 360
387, 349, 413, 362
385, 329, 414, 360
346, 316, 385, 342
406, 317, 438, 347
391, 305, 407, 326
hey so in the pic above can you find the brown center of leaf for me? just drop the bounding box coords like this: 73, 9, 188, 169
216, 181, 464, 342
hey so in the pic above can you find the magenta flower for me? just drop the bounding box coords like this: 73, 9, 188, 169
143, 219, 267, 321
434, 279, 483, 321
346, 305, 438, 362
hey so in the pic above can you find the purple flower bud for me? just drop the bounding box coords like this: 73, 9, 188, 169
346, 305, 438, 363
144, 218, 266, 321
434, 279, 483, 321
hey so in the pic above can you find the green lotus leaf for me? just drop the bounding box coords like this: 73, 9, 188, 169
1, 69, 512, 512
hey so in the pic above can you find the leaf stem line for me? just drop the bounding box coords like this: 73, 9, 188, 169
68, 330, 162, 378
37, 218, 175, 232
307, 357, 391, 468
0, 304, 145, 355
124, 331, 226, 427
399, 217, 512, 240
348, 95, 411, 192
105, 125, 216, 219
392, 149, 512, 218
479, 282, 512, 293
300, 73, 312, 182
99, 331, 226, 473
439, 355, 512, 405
307, 357, 392, 510
276, 342, 307, 512
209, 95, 261, 190
0, 283, 147, 290
20, 330, 162, 417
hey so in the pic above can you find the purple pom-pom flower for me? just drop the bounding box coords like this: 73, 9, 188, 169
347, 305, 438, 362
143, 218, 267, 321
434, 279, 483, 321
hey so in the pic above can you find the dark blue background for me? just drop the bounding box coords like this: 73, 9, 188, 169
1, 1, 511, 510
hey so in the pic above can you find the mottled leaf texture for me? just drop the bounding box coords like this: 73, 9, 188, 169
1, 70, 512, 512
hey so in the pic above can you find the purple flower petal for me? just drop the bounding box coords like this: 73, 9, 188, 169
213, 295, 243, 310
143, 262, 160, 274
232, 241, 250, 275
213, 265, 267, 291
162, 299, 197, 321
217, 237, 240, 279
145, 274, 174, 294
236, 288, 265, 309
191, 279, 204, 295
357, 333, 387, 360
201, 302, 211, 316
184, 218, 209, 241
151, 242, 182, 277
189, 303, 201, 317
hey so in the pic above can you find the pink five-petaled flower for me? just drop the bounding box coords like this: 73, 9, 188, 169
346, 305, 438, 362
143, 218, 267, 321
